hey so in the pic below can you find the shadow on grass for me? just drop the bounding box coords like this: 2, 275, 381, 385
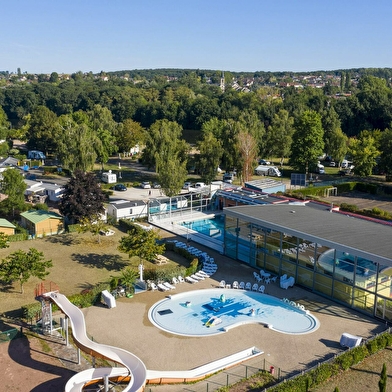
71, 253, 128, 271
45, 233, 81, 246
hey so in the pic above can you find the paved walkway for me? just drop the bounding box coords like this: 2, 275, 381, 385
77, 235, 385, 392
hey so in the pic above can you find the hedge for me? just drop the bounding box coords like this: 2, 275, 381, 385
268, 332, 392, 392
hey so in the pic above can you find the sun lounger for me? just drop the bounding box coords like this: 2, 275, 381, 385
194, 272, 206, 279
219, 280, 226, 288
239, 281, 245, 289
150, 282, 158, 291
232, 281, 239, 289
178, 276, 185, 283
252, 283, 259, 291
191, 274, 204, 281
197, 271, 210, 278
172, 277, 179, 285
157, 283, 169, 291
245, 282, 252, 290
258, 285, 265, 293
185, 276, 198, 284
163, 282, 176, 290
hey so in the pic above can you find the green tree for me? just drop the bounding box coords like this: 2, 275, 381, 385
379, 362, 387, 392
157, 156, 188, 197
0, 248, 52, 293
26, 105, 60, 153
328, 127, 348, 166
142, 119, 189, 170
119, 266, 139, 294
118, 224, 165, 263
197, 131, 224, 184
49, 72, 59, 83
0, 168, 27, 216
379, 128, 392, 181
265, 109, 294, 166
289, 110, 325, 177
114, 119, 145, 154
348, 130, 380, 176
57, 112, 100, 172
88, 105, 117, 168
0, 233, 9, 249
59, 170, 105, 224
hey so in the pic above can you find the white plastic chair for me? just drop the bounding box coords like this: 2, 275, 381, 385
219, 280, 226, 288
258, 285, 265, 293
232, 281, 239, 289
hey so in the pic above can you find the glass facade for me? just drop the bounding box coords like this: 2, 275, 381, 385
224, 214, 392, 322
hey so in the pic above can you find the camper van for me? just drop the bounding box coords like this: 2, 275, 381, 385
101, 171, 117, 184
255, 165, 281, 177
27, 150, 46, 160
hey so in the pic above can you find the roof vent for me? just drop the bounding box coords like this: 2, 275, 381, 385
290, 210, 296, 213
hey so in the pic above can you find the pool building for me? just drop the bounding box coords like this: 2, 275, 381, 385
223, 202, 392, 323
149, 187, 392, 323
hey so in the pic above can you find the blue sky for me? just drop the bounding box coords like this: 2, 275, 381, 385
2, 0, 391, 74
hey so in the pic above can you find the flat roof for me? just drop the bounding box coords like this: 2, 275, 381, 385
224, 203, 392, 265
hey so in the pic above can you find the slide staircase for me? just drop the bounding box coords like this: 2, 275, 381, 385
44, 292, 147, 392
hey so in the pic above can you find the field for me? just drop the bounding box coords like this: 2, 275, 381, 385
0, 229, 137, 316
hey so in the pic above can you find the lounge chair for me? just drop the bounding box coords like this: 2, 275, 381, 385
245, 282, 252, 290
252, 283, 258, 291
258, 285, 265, 293
157, 283, 169, 291
239, 281, 245, 289
172, 277, 179, 285
185, 276, 198, 284
198, 271, 210, 278
150, 282, 158, 291
178, 276, 185, 283
194, 272, 206, 280
191, 274, 204, 281
163, 282, 176, 290
219, 280, 226, 288
232, 281, 239, 289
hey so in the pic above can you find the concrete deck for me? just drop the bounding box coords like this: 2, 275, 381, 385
81, 231, 386, 391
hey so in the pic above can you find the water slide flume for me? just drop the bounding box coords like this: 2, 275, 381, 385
46, 292, 263, 390
46, 292, 147, 392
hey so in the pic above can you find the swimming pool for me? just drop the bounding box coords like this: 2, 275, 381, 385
180, 216, 225, 241
148, 289, 319, 337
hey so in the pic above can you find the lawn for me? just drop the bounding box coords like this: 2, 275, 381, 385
0, 229, 138, 316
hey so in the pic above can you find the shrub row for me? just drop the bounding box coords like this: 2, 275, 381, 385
268, 332, 392, 392
22, 282, 111, 324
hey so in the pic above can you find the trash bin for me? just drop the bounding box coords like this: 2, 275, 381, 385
270, 366, 275, 375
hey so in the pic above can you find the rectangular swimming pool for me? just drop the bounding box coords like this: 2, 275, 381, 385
180, 216, 225, 241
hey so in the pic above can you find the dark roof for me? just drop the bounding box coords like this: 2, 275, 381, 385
110, 200, 146, 210
224, 202, 392, 265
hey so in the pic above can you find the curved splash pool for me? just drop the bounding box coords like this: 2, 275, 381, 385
148, 289, 319, 337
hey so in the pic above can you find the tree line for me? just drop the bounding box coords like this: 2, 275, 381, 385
1, 70, 392, 192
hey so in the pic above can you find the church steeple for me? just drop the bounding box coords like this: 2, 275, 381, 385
220, 71, 225, 92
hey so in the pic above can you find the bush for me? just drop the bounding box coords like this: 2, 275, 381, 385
339, 203, 358, 213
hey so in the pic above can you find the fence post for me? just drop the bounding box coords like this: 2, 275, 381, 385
227, 373, 229, 386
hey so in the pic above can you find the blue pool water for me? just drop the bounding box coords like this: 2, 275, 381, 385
148, 289, 319, 337
181, 216, 225, 241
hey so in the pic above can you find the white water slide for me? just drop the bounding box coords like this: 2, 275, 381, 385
46, 292, 147, 392
46, 292, 263, 391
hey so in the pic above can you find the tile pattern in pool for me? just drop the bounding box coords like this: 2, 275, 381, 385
148, 289, 319, 337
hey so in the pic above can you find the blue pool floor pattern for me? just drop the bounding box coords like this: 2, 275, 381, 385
148, 289, 320, 337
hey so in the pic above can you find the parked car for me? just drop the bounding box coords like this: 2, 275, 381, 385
111, 183, 127, 191
259, 159, 271, 165
153, 182, 161, 189
329, 161, 336, 167
141, 181, 151, 189
183, 181, 192, 189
